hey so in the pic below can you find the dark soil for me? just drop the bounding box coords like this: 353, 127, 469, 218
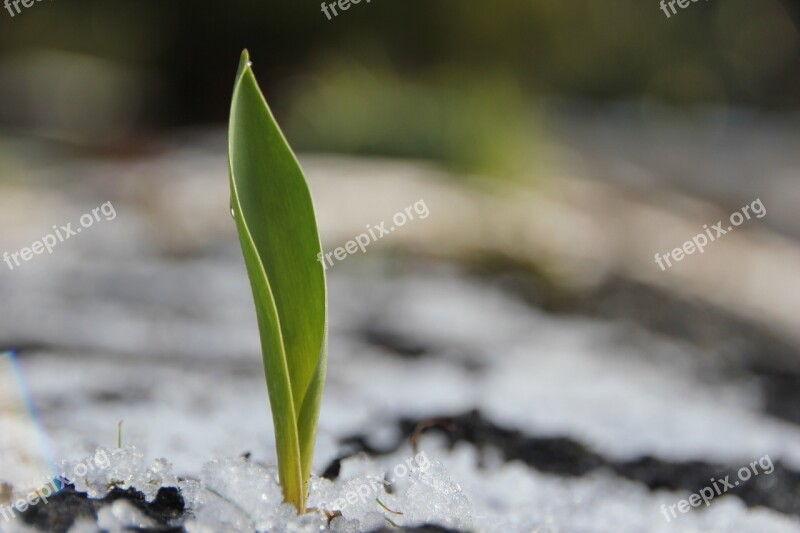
14, 480, 463, 533
335, 409, 800, 519
18, 484, 185, 533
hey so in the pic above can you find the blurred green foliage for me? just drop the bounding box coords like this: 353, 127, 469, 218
283, 61, 537, 178
0, 0, 797, 174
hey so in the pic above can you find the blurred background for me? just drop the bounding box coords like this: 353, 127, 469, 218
2, 1, 800, 531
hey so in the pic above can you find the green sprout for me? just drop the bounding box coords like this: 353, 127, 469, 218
228, 50, 328, 513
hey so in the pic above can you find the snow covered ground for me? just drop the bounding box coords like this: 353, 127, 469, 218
1, 143, 799, 531
1, 255, 800, 532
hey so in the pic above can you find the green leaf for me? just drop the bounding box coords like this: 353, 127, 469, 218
228, 49, 328, 513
